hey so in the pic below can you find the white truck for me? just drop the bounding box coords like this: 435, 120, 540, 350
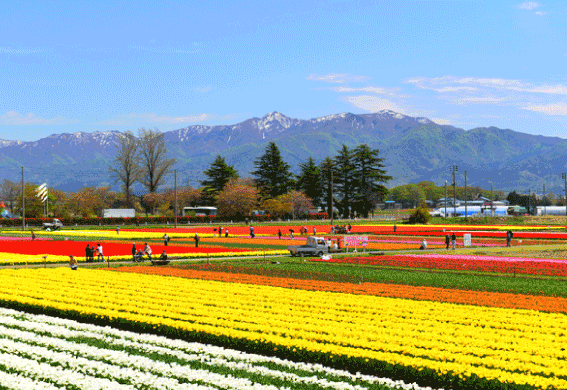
288, 236, 330, 257
42, 218, 63, 231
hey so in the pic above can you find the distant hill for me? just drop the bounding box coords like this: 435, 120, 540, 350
0, 110, 565, 193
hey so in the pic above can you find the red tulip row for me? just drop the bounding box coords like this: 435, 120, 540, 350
310, 255, 567, 277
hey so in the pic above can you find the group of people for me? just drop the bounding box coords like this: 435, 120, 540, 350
444, 232, 457, 250
214, 227, 229, 238
329, 224, 352, 235
131, 243, 160, 262
84, 243, 105, 262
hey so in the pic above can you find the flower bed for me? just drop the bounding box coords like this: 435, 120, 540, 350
114, 265, 567, 313
0, 268, 565, 389
0, 306, 426, 390
310, 254, 567, 277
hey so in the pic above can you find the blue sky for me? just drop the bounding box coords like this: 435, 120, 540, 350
1, 0, 567, 141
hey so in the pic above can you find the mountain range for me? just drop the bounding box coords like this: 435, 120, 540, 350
1, 110, 566, 194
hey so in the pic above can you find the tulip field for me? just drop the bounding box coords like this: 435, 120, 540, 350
0, 222, 565, 389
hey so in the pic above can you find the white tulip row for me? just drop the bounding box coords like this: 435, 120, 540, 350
0, 307, 441, 390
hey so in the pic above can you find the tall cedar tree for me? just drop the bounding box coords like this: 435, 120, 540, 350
200, 155, 239, 205
319, 157, 336, 216
137, 128, 177, 194
296, 157, 323, 208
108, 131, 140, 207
352, 144, 392, 216
333, 145, 356, 217
251, 142, 294, 199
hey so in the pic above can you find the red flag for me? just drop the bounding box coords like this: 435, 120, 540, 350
0, 201, 5, 209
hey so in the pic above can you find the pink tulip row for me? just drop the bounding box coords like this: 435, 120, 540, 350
402, 253, 567, 264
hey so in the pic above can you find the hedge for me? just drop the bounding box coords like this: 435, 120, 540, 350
0, 213, 329, 227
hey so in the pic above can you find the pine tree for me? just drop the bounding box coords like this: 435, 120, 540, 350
319, 157, 336, 216
296, 157, 323, 208
333, 145, 356, 217
200, 155, 239, 205
352, 144, 392, 216
251, 142, 293, 199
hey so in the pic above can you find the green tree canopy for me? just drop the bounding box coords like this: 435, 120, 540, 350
319, 157, 336, 216
251, 142, 294, 199
333, 145, 356, 217
200, 155, 239, 205
296, 157, 323, 208
352, 144, 392, 216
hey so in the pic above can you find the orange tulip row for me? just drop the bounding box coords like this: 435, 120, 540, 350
109, 266, 567, 313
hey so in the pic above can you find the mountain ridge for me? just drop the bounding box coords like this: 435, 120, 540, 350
0, 110, 565, 193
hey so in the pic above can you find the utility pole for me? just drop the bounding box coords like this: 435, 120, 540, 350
527, 189, 531, 215
543, 183, 546, 216
330, 170, 334, 226
21, 167, 25, 231
450, 165, 458, 217
464, 170, 468, 220
491, 184, 494, 217
174, 169, 178, 228
444, 180, 447, 220
563, 173, 567, 218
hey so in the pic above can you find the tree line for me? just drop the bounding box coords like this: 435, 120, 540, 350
199, 142, 391, 219
0, 129, 392, 220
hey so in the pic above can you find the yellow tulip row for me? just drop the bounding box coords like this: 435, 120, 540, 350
0, 250, 287, 264
3, 230, 218, 239
0, 268, 564, 389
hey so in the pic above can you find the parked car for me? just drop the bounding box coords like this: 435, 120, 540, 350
288, 236, 330, 257
42, 218, 63, 231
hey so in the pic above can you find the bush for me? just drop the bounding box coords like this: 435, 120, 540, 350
408, 206, 431, 224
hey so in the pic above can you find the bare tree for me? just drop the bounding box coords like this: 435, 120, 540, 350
109, 131, 140, 207
0, 179, 20, 214
137, 128, 177, 200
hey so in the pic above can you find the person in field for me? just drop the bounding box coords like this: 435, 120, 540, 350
143, 243, 152, 260
69, 255, 78, 270
451, 232, 457, 250
224, 229, 229, 238
445, 234, 450, 250
96, 243, 105, 262
194, 233, 200, 248
85, 244, 91, 263
131, 243, 137, 261
278, 229, 282, 239
163, 233, 169, 246
419, 239, 427, 250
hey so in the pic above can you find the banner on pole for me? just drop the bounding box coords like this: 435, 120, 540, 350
35, 183, 48, 202
343, 236, 368, 247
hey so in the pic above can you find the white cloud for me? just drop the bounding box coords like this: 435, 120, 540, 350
306, 73, 370, 83
0, 45, 49, 56
96, 112, 211, 126
522, 103, 567, 116
406, 76, 567, 96
0, 111, 78, 125
534, 11, 547, 16
429, 117, 453, 125
455, 96, 506, 104
128, 45, 199, 54
193, 87, 211, 93
433, 86, 478, 93
517, 2, 540, 10
331, 86, 399, 94
341, 95, 407, 114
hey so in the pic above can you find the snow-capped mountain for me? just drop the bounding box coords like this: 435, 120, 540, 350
0, 110, 565, 192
